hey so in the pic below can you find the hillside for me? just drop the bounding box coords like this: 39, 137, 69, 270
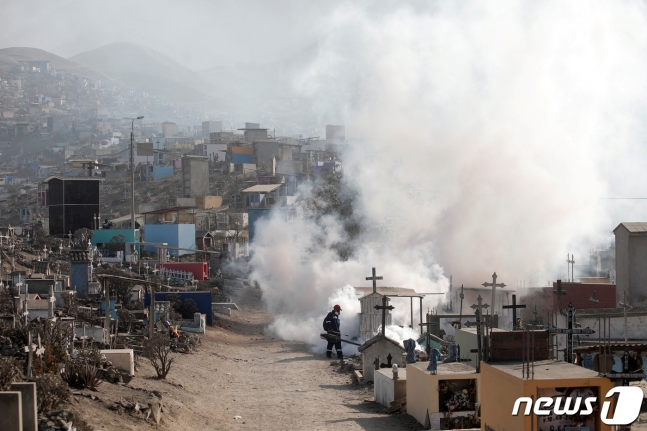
0, 46, 117, 84
70, 42, 215, 105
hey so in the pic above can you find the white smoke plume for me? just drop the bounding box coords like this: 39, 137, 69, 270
251, 1, 647, 349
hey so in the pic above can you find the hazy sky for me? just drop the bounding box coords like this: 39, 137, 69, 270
0, 0, 348, 70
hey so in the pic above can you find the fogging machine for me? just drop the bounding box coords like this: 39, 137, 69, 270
320, 332, 362, 346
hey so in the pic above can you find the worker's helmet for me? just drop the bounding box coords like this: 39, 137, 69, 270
333, 304, 342, 311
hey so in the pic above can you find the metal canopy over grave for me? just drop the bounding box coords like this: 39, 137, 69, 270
355, 286, 433, 337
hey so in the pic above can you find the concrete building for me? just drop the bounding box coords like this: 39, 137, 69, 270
202, 121, 222, 139
195, 143, 227, 162
252, 140, 302, 174
238, 123, 268, 143
162, 122, 177, 138
181, 156, 209, 197
39, 176, 103, 236
614, 222, 647, 306
325, 124, 345, 141
143, 224, 196, 256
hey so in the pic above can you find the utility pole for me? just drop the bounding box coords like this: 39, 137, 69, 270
130, 116, 144, 231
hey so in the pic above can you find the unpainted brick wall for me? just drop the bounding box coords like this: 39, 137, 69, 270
489, 330, 550, 361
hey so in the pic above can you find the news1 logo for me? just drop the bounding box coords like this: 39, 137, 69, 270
512, 387, 643, 426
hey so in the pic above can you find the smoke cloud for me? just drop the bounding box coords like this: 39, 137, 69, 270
251, 0, 647, 350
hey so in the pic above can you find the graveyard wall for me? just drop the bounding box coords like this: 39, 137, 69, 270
551, 282, 616, 310
489, 330, 549, 361
159, 262, 208, 281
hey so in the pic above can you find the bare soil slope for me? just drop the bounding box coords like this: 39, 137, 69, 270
66, 286, 422, 431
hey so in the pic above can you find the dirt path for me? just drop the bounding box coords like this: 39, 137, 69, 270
68, 287, 422, 431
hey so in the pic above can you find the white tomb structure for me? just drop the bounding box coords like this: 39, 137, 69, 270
359, 292, 392, 341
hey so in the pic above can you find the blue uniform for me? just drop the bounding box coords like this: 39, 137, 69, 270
323, 311, 342, 358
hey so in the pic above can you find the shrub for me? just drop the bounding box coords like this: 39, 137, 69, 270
117, 308, 135, 333
144, 333, 174, 379
32, 342, 68, 375
75, 347, 104, 367
61, 362, 102, 390
34, 373, 70, 413
0, 356, 24, 390
179, 298, 198, 319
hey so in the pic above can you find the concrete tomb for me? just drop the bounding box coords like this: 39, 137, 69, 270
10, 382, 37, 431
0, 391, 22, 431
406, 361, 480, 430
374, 367, 406, 408
356, 335, 405, 384
180, 313, 206, 334
100, 349, 134, 376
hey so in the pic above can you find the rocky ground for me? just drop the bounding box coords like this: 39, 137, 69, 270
58, 285, 423, 431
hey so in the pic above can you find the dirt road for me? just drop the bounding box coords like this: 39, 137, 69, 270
69, 286, 422, 431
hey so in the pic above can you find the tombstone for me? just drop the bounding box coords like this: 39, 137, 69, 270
0, 391, 22, 431
10, 382, 37, 431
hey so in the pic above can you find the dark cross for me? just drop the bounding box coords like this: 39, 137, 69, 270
553, 279, 567, 312
482, 272, 505, 315
380, 353, 393, 368
448, 275, 453, 311
366, 267, 383, 294
549, 302, 595, 363
503, 294, 526, 330
470, 295, 489, 316
458, 285, 465, 329
567, 254, 575, 282
374, 295, 394, 338
470, 296, 489, 369
532, 304, 539, 327
468, 309, 486, 373
589, 289, 599, 309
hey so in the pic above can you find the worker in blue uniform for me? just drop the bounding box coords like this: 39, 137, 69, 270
323, 304, 343, 359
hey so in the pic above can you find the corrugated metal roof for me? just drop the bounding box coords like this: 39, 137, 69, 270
140, 206, 196, 215
354, 287, 425, 298
358, 334, 405, 352
241, 184, 281, 193
614, 222, 647, 233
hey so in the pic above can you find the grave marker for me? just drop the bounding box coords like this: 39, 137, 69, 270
458, 284, 465, 329
482, 272, 505, 315
374, 295, 394, 338
0, 391, 22, 431
10, 382, 37, 431
553, 280, 567, 312
549, 302, 594, 363
365, 267, 383, 294
502, 294, 526, 330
